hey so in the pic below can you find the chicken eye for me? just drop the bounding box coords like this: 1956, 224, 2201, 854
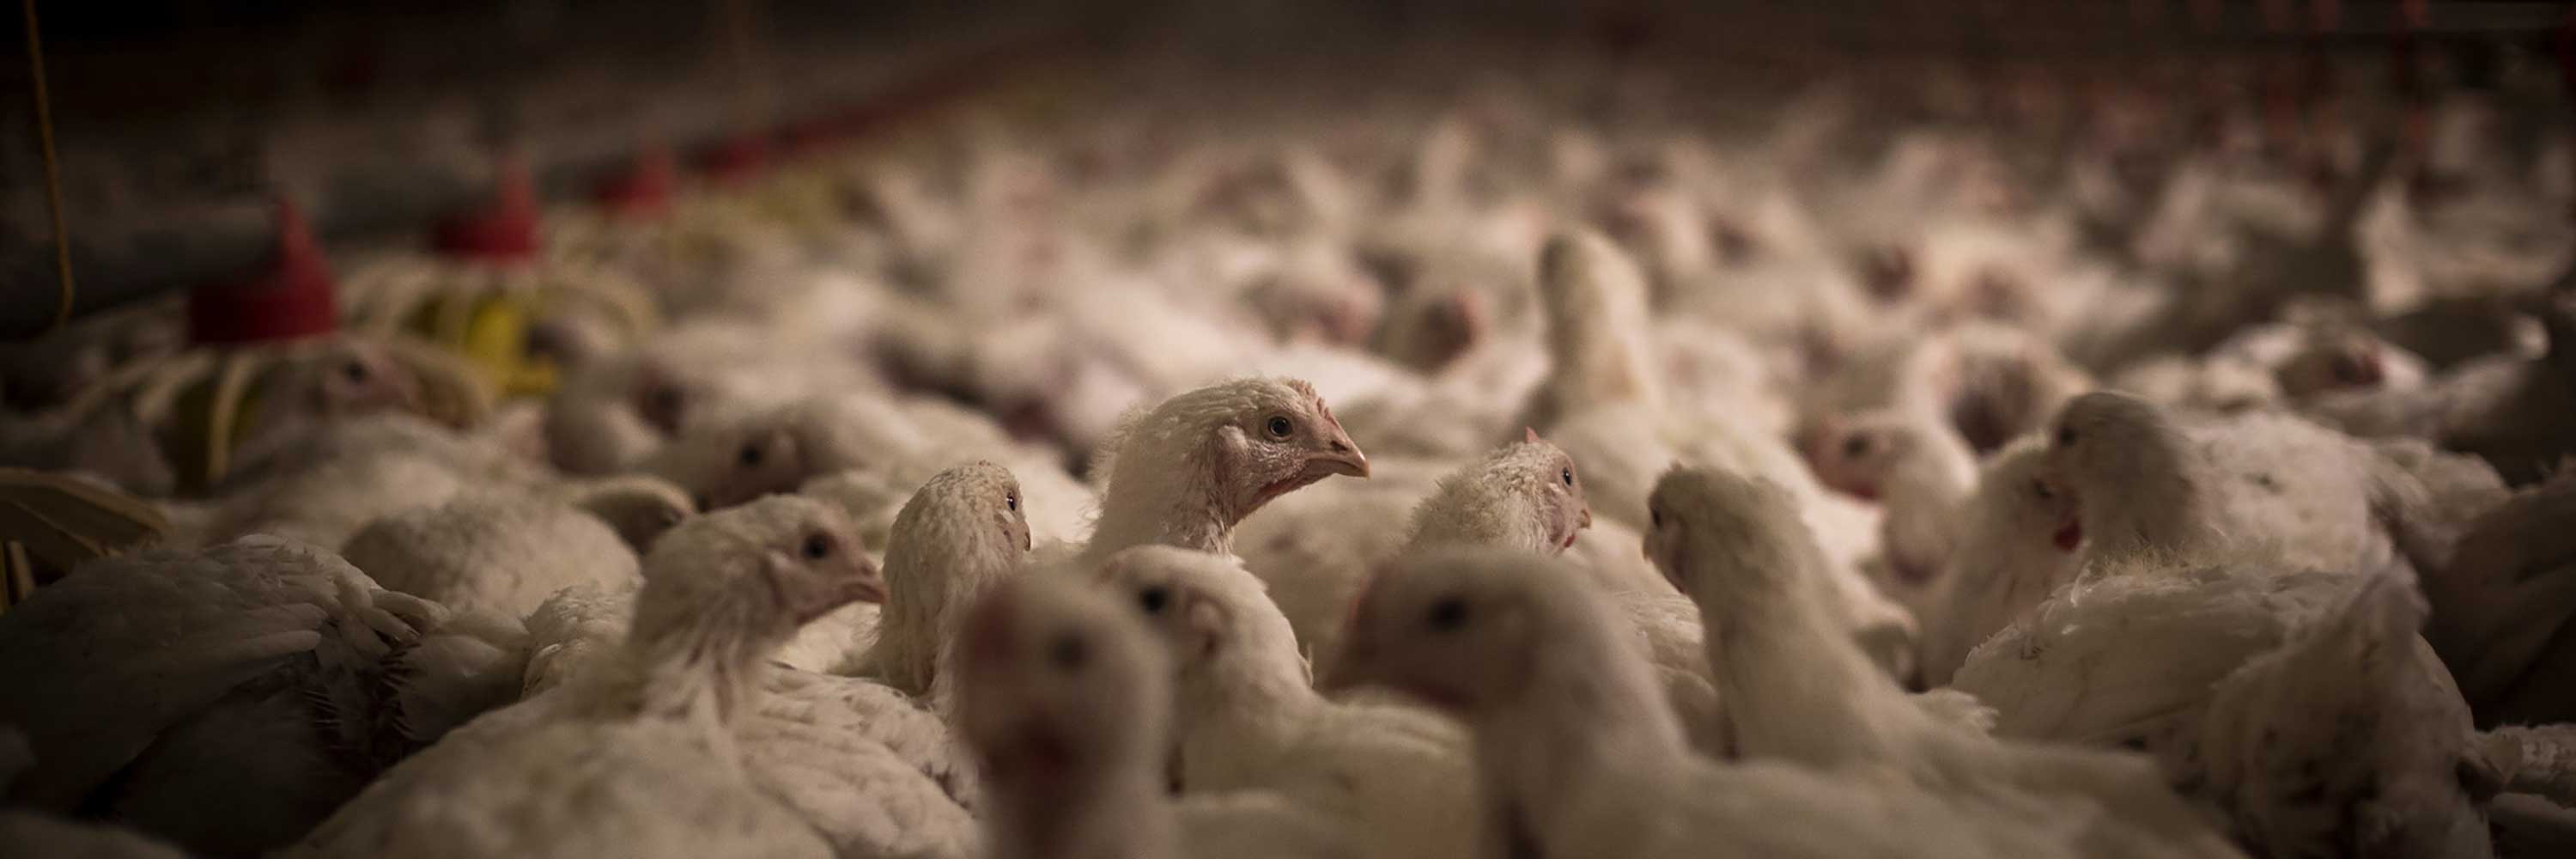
1649, 508, 1663, 528
1138, 586, 1170, 614
1842, 434, 1872, 459
1560, 467, 1576, 487
2031, 479, 2054, 502
738, 442, 764, 467
801, 533, 835, 560
339, 359, 373, 384
1426, 596, 1468, 631
1005, 492, 1019, 512
2055, 425, 2076, 448
1049, 634, 1089, 671
1265, 415, 1295, 439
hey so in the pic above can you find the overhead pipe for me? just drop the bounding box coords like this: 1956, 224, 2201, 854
1, 27, 1075, 340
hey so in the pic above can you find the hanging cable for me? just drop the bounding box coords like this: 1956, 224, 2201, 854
21, 0, 73, 333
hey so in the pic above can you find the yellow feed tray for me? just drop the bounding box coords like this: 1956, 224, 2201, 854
342, 254, 656, 399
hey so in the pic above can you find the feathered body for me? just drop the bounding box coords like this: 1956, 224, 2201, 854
339, 493, 640, 618
1099, 546, 1479, 859
0, 537, 448, 856
1645, 468, 2241, 859
866, 461, 1033, 705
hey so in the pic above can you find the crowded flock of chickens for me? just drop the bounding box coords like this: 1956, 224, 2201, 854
3, 38, 2576, 859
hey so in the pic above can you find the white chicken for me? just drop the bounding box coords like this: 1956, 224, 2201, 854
7, 38, 2563, 859
1236, 435, 1595, 670
0, 536, 458, 855
1077, 376, 1371, 565
647, 390, 1093, 545
2197, 567, 2496, 858
290, 497, 881, 859
1525, 228, 1917, 678
2411, 468, 2576, 726
1913, 438, 2084, 687
1095, 545, 1479, 859
854, 460, 1034, 703
1799, 407, 1981, 605
1642, 466, 2241, 859
338, 493, 641, 619
2038, 389, 2481, 576
1333, 546, 2145, 859
955, 574, 1355, 859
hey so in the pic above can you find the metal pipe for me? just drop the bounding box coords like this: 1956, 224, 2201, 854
0, 25, 1072, 340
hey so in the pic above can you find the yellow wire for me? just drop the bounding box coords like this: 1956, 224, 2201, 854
21, 0, 72, 332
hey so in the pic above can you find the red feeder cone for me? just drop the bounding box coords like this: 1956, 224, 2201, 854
434, 160, 543, 262
699, 134, 772, 186
188, 199, 340, 345
596, 145, 677, 218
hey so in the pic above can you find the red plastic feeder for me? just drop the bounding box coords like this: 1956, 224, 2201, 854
698, 135, 773, 185
434, 161, 543, 263
189, 199, 341, 345
780, 119, 848, 158
595, 146, 677, 218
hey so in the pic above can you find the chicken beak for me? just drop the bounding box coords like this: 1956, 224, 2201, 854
1578, 505, 1594, 530
1310, 433, 1370, 479
843, 570, 890, 606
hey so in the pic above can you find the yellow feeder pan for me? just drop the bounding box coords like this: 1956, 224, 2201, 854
342, 255, 654, 399
339, 163, 657, 399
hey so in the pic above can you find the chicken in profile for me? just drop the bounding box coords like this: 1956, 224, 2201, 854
1096, 545, 1477, 859
1079, 376, 1370, 564
1333, 547, 2106, 859
290, 497, 887, 859
1643, 466, 2240, 859
490, 517, 987, 821
1404, 429, 1594, 555
2040, 390, 2431, 574
1913, 439, 2083, 686
854, 460, 1033, 706
956, 574, 1352, 859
